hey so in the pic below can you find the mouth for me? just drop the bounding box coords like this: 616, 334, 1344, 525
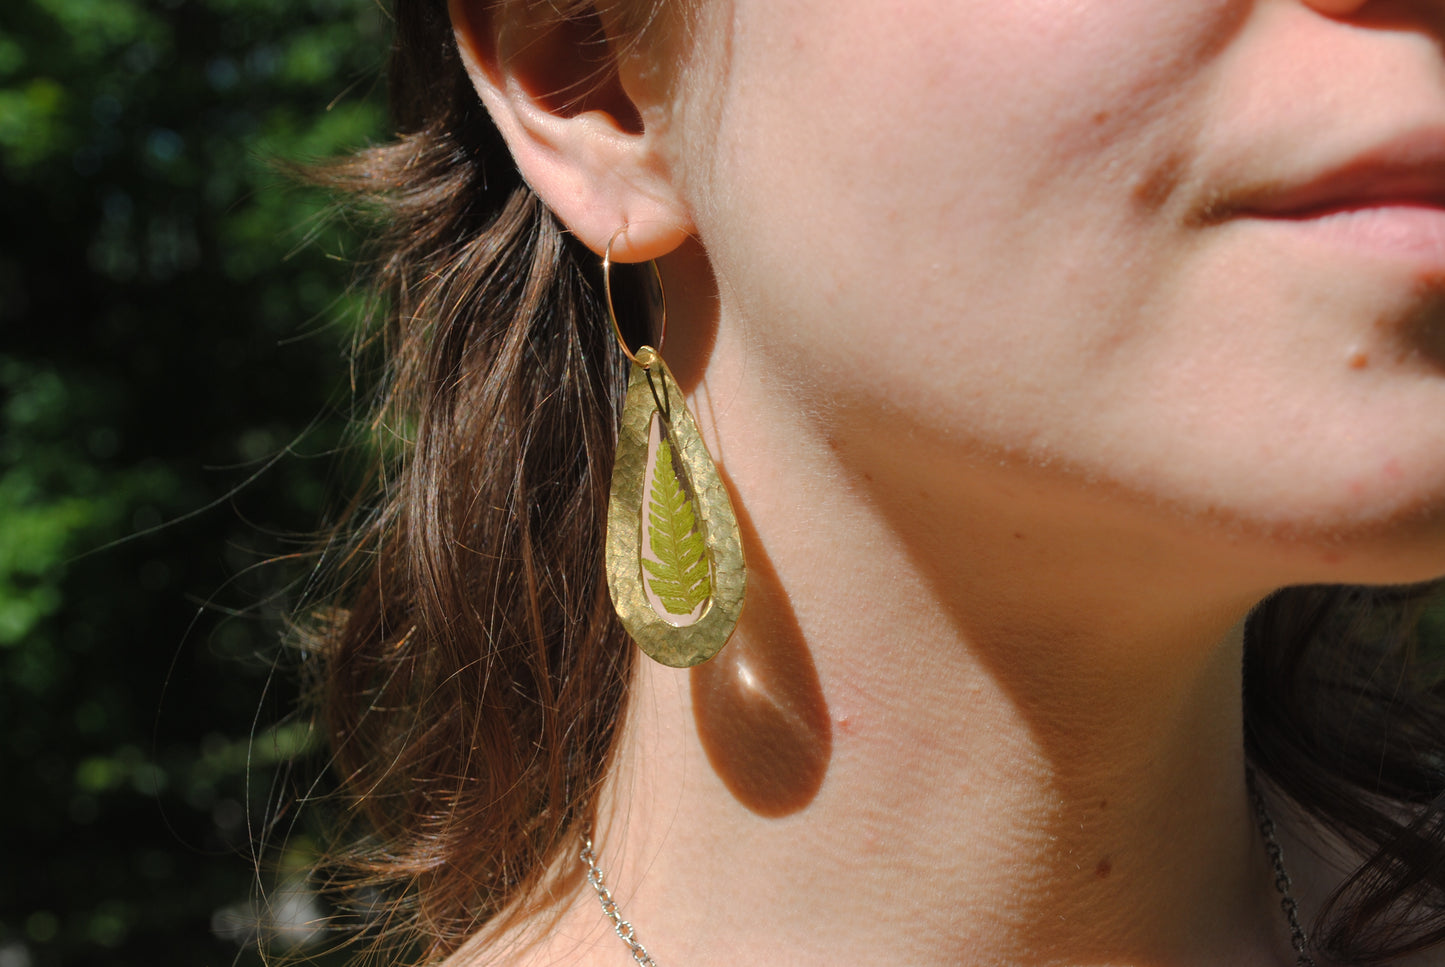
1219, 127, 1445, 217
1204, 128, 1445, 266
1242, 167, 1445, 221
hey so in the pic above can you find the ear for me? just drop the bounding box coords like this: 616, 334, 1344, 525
449, 0, 693, 262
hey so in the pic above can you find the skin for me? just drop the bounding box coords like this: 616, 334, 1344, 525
449, 0, 1445, 964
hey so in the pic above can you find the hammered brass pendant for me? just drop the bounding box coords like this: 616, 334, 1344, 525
606, 347, 745, 667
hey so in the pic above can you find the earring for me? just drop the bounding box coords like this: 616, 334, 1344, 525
602, 234, 745, 667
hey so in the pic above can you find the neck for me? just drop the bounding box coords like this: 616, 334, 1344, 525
508, 360, 1299, 967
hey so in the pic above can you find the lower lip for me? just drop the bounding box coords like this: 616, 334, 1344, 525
1253, 203, 1445, 267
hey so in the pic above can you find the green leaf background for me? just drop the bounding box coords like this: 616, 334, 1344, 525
0, 0, 384, 964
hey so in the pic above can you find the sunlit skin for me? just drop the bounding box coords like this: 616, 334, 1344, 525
449, 0, 1445, 964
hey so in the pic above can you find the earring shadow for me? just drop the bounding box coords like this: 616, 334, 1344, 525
690, 492, 832, 817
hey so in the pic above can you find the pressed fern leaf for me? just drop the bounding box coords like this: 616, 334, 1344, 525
642, 434, 712, 615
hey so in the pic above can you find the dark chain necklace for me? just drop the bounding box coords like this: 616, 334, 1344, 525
1247, 765, 1318, 967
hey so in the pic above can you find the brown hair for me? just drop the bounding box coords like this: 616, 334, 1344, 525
302, 2, 636, 959
299, 1, 1445, 964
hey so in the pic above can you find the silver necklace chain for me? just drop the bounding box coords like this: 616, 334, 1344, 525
582, 773, 1315, 967
581, 836, 659, 967
1246, 766, 1318, 967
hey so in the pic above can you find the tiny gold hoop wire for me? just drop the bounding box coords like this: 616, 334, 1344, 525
602, 229, 667, 368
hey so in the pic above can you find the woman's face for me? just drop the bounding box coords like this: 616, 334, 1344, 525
666, 0, 1445, 583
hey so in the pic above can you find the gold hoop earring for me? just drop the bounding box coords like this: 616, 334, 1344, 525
602, 234, 745, 667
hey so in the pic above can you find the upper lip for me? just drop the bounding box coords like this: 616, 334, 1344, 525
1219, 127, 1445, 220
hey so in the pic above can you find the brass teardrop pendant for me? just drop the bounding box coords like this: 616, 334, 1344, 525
606, 347, 745, 667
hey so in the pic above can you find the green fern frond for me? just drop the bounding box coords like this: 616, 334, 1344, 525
642, 436, 712, 615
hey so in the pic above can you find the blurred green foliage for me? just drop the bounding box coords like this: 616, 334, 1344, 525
0, 0, 386, 963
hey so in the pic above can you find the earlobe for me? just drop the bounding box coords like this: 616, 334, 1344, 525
448, 0, 693, 261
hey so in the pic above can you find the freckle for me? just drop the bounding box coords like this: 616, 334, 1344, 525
1013, 532, 1026, 540
1098, 799, 1108, 810
1095, 857, 1112, 879
862, 472, 874, 483
1093, 110, 1110, 125
1347, 349, 1370, 370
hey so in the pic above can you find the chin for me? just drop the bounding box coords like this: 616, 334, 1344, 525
1255, 503, 1445, 588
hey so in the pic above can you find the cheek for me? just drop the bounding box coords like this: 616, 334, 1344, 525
690, 0, 1249, 298
688, 0, 1245, 398
885, 0, 1249, 157
710, 0, 1247, 185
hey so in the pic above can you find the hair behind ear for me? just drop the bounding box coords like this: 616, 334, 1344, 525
294, 1, 641, 961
